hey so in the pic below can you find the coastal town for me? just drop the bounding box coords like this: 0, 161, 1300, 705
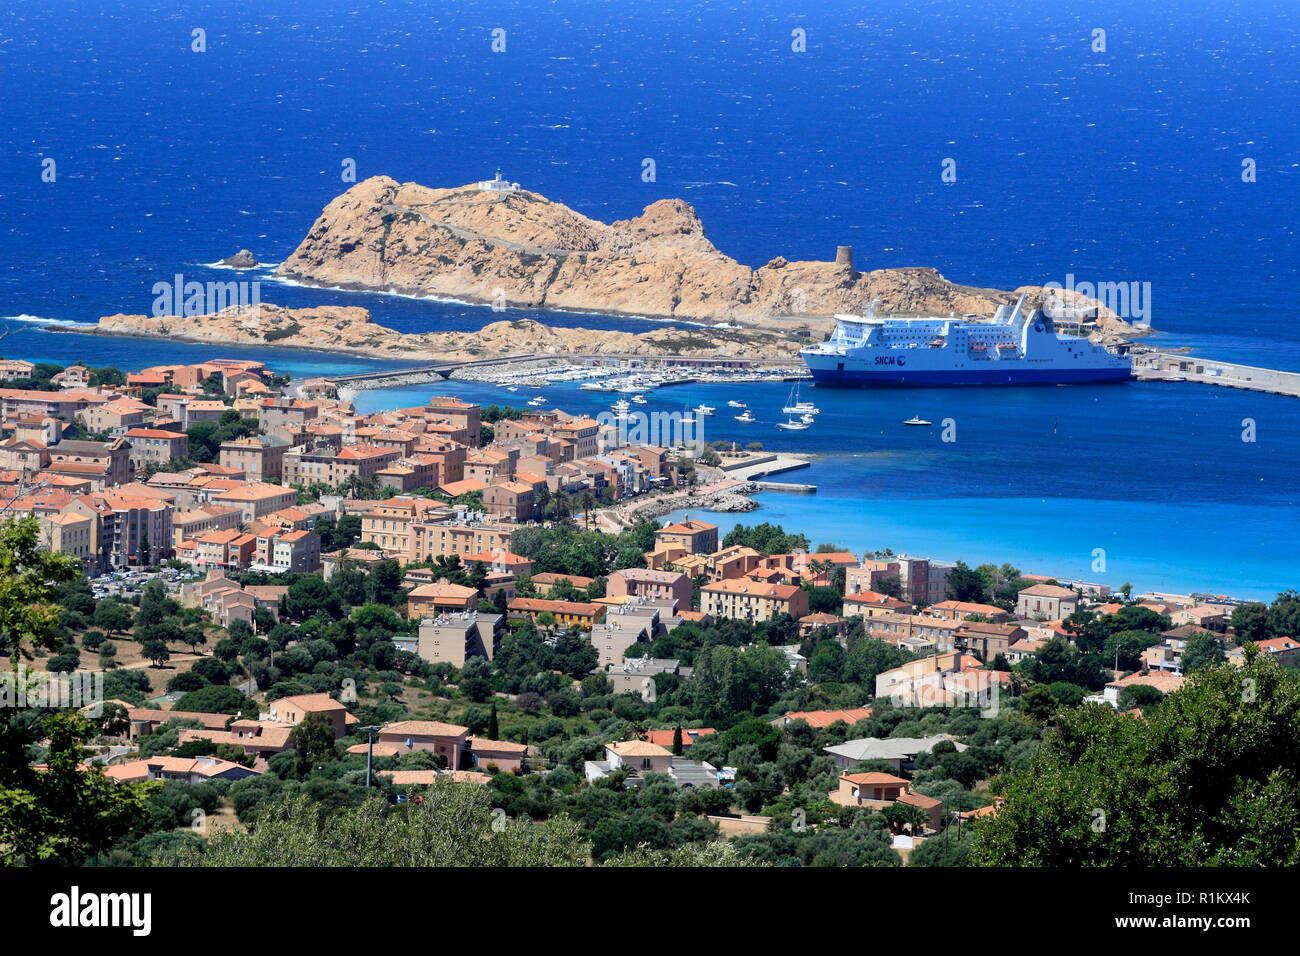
3, 353, 1295, 869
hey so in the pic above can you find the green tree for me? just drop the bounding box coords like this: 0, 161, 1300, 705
1267, 591, 1300, 640
288, 711, 338, 778
909, 828, 973, 866
161, 786, 588, 866
944, 561, 987, 603
93, 600, 134, 636
973, 650, 1300, 866
0, 517, 80, 667
1230, 602, 1269, 645
1180, 631, 1225, 673
0, 712, 157, 865
141, 639, 171, 668
174, 685, 247, 714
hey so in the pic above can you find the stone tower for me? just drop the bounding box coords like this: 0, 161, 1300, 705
835, 245, 854, 270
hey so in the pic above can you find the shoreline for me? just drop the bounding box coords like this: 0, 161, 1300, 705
273, 270, 744, 331
41, 322, 426, 366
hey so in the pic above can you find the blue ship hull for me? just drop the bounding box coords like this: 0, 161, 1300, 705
806, 365, 1133, 387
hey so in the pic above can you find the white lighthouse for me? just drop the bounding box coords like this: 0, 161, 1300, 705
477, 168, 520, 194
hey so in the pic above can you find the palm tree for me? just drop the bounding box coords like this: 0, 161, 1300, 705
895, 801, 929, 835
580, 490, 596, 530
536, 484, 552, 518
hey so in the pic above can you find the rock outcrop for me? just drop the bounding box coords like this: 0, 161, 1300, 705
275, 176, 1136, 332
220, 249, 260, 268
94, 304, 803, 362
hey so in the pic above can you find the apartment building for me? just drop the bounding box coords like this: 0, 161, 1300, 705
219, 435, 288, 480
45, 438, 131, 489
210, 483, 298, 523
700, 578, 809, 623
606, 568, 692, 607
412, 612, 503, 667
124, 428, 190, 472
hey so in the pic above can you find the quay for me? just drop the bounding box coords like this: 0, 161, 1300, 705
752, 480, 817, 494
321, 355, 539, 390
1133, 350, 1300, 397
718, 453, 813, 483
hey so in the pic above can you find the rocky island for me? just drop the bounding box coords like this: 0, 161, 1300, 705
91, 176, 1138, 359
275, 175, 1136, 332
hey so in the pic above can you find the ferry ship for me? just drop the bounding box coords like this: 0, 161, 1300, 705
800, 295, 1131, 386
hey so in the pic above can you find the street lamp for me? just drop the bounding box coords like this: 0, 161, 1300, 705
359, 724, 381, 788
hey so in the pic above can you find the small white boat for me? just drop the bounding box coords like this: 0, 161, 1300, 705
579, 382, 605, 391
631, 394, 647, 404
527, 396, 547, 406
611, 399, 631, 413
776, 416, 810, 431
1166, 376, 1186, 382
903, 415, 932, 426
782, 383, 819, 415
800, 413, 815, 424
727, 400, 747, 408
505, 386, 518, 392
694, 404, 715, 416
735, 410, 755, 423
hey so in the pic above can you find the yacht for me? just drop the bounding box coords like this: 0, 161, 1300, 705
903, 415, 932, 426
782, 383, 819, 415
776, 416, 811, 431
527, 395, 547, 407
735, 409, 755, 423
727, 399, 747, 408
694, 403, 715, 416
631, 394, 648, 404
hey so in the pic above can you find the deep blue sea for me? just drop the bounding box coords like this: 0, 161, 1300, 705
2, 0, 1297, 599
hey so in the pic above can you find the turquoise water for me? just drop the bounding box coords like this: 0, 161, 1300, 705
3, 0, 1298, 601
663, 495, 1285, 602
351, 375, 1298, 600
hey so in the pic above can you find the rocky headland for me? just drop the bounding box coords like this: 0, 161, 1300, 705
93, 303, 804, 363
275, 175, 1138, 333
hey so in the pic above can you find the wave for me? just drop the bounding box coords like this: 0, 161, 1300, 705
2, 314, 96, 328
263, 274, 482, 307
262, 275, 713, 329
199, 260, 282, 271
